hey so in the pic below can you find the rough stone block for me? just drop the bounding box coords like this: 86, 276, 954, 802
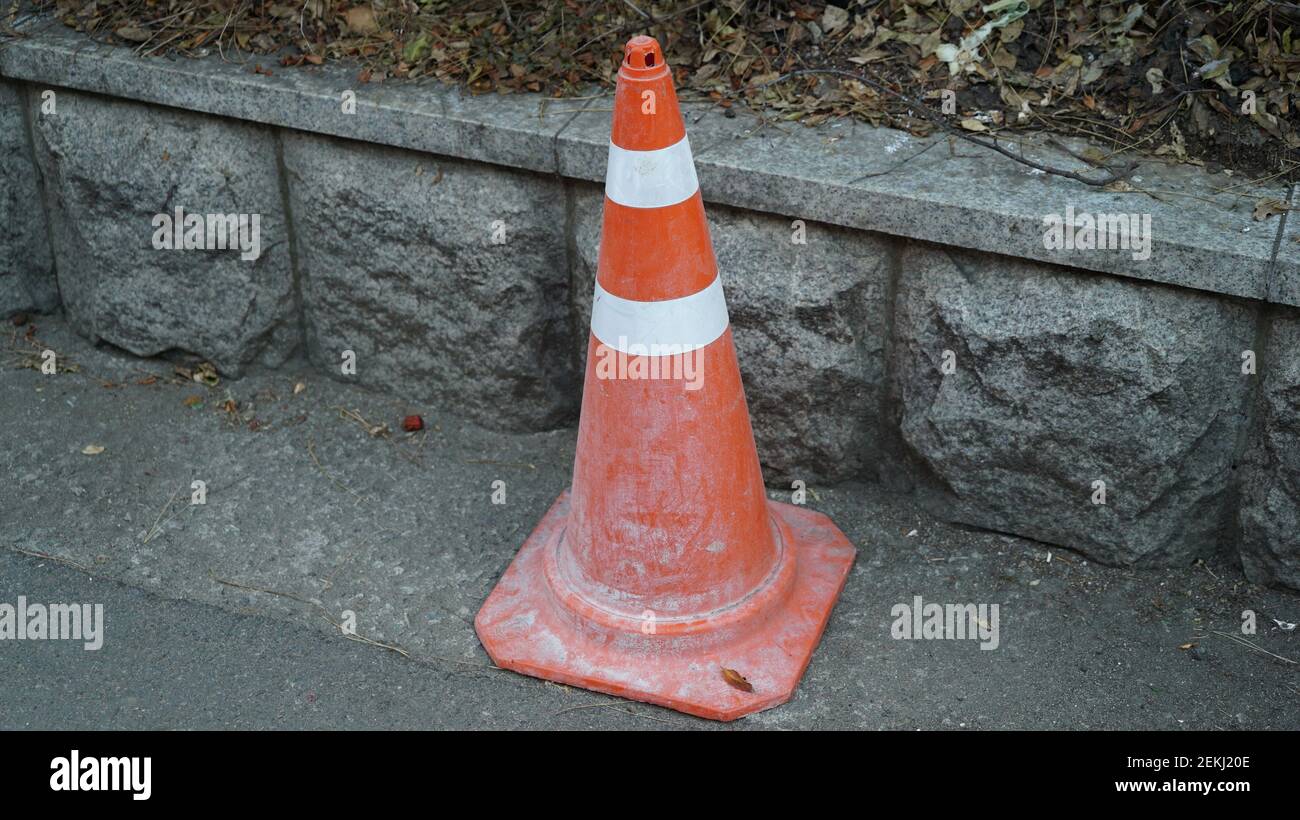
0, 80, 57, 318
29, 89, 297, 374
282, 131, 577, 431
893, 242, 1256, 566
1238, 311, 1300, 590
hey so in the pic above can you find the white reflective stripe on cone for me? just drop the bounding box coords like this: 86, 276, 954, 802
604, 136, 700, 209
590, 276, 729, 354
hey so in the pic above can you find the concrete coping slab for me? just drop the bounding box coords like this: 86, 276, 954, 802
3, 18, 1295, 305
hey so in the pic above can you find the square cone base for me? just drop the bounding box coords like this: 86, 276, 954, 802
475, 491, 857, 721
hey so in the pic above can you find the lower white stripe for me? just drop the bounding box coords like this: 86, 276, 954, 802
591, 277, 729, 354
605, 137, 700, 209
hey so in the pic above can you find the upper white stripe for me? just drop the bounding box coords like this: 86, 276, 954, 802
605, 136, 700, 209
591, 276, 729, 354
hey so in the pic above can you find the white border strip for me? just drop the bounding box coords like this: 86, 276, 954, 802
591, 276, 729, 354
605, 136, 700, 209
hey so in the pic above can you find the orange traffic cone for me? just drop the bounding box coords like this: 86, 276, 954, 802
475, 35, 856, 721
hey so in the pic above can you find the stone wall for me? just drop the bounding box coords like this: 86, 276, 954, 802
0, 82, 57, 316
2, 64, 1298, 589
281, 130, 577, 431
28, 90, 297, 376
892, 243, 1257, 567
1238, 314, 1300, 588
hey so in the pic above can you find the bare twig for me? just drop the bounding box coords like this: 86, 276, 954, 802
572, 0, 712, 56
306, 437, 368, 502
1211, 630, 1297, 665
1195, 558, 1220, 582
142, 484, 184, 544
333, 405, 389, 438
5, 545, 92, 572
619, 0, 650, 20
752, 68, 1140, 188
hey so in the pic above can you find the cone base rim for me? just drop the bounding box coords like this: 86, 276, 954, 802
474, 491, 857, 722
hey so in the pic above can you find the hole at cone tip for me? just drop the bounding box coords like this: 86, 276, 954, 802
623, 35, 663, 70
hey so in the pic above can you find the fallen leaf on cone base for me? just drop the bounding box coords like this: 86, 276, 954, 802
722, 667, 754, 693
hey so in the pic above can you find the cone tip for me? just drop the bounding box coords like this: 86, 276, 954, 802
622, 35, 665, 72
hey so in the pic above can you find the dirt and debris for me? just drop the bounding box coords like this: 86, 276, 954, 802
12, 0, 1298, 180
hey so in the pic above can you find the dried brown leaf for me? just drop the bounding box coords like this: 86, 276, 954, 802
113, 25, 150, 43
722, 667, 754, 692
343, 6, 379, 36
1253, 198, 1290, 221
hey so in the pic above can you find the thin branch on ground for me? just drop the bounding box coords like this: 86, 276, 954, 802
306, 436, 368, 503
1211, 630, 1297, 665
141, 483, 184, 544
751, 68, 1140, 188
573, 0, 712, 55
5, 545, 92, 572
